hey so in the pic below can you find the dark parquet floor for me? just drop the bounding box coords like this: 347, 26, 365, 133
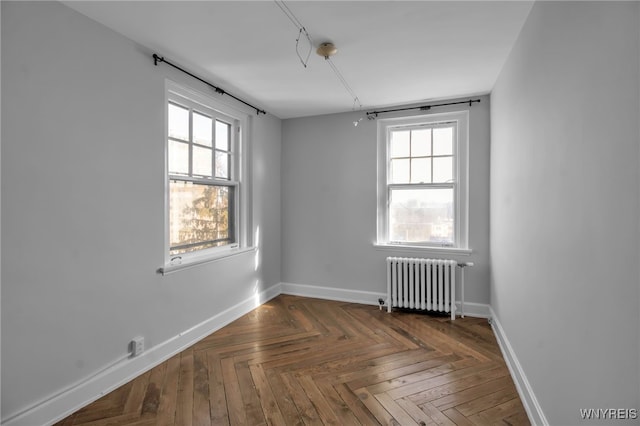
55, 295, 529, 425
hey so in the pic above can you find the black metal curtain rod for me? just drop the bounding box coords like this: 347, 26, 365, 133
153, 54, 266, 116
366, 99, 481, 119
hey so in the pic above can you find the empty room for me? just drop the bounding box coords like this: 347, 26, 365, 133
2, 1, 639, 425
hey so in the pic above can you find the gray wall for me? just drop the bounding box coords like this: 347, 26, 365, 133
490, 2, 640, 424
1, 1, 281, 420
282, 96, 491, 305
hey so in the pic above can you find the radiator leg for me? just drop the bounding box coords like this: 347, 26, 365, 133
461, 266, 465, 318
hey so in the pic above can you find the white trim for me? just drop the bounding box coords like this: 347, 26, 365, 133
280, 282, 386, 306
280, 281, 490, 319
489, 308, 548, 426
376, 110, 470, 250
373, 243, 472, 256
454, 301, 491, 318
2, 284, 281, 426
158, 246, 257, 275
163, 79, 252, 273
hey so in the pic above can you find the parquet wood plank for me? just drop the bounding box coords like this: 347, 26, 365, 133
442, 407, 476, 426
454, 387, 520, 417
385, 363, 504, 400
156, 354, 181, 426
362, 357, 484, 396
375, 392, 421, 426
205, 353, 229, 426
355, 387, 397, 425
293, 342, 397, 379
55, 295, 529, 426
389, 315, 492, 362
346, 305, 423, 350
409, 367, 512, 406
176, 349, 194, 426
503, 410, 531, 425
428, 375, 515, 410
72, 411, 149, 426
263, 368, 305, 426
345, 352, 460, 391
420, 401, 457, 426
141, 362, 166, 416
313, 377, 361, 425
235, 359, 266, 425
192, 351, 212, 426
333, 382, 381, 425
296, 374, 344, 425
396, 396, 438, 425
248, 364, 288, 425
123, 371, 151, 415
466, 397, 526, 425
279, 371, 323, 426
219, 357, 246, 426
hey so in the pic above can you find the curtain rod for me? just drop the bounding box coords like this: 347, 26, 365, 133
366, 99, 481, 120
153, 54, 266, 116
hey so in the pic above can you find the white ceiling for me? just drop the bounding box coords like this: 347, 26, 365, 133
63, 1, 534, 119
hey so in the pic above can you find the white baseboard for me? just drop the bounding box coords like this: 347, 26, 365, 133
489, 308, 548, 426
280, 281, 490, 319
455, 301, 491, 318
2, 284, 281, 426
280, 282, 385, 306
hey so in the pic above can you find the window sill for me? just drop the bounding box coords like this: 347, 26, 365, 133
158, 246, 257, 275
373, 243, 472, 256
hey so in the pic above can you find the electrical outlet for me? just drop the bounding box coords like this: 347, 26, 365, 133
131, 337, 144, 357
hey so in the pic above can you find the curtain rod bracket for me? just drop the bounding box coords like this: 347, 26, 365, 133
153, 54, 164, 66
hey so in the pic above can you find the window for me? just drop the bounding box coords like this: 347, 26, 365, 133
164, 81, 250, 270
377, 111, 469, 251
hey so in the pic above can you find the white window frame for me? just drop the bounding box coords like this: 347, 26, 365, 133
375, 110, 470, 254
161, 80, 253, 274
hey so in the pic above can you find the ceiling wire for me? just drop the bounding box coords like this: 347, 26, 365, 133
274, 0, 313, 68
273, 0, 363, 112
326, 57, 362, 110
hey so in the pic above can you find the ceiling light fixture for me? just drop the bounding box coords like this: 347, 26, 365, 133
316, 42, 337, 59
273, 1, 364, 120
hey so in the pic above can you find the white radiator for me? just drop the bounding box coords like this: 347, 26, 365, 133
386, 257, 457, 320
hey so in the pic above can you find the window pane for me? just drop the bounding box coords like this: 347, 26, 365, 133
390, 130, 410, 158
389, 187, 454, 245
215, 151, 229, 179
411, 129, 431, 157
193, 112, 212, 147
433, 156, 453, 183
411, 158, 431, 183
168, 103, 189, 141
390, 158, 410, 183
216, 120, 230, 151
193, 146, 212, 177
168, 140, 189, 175
169, 181, 234, 254
433, 127, 453, 156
